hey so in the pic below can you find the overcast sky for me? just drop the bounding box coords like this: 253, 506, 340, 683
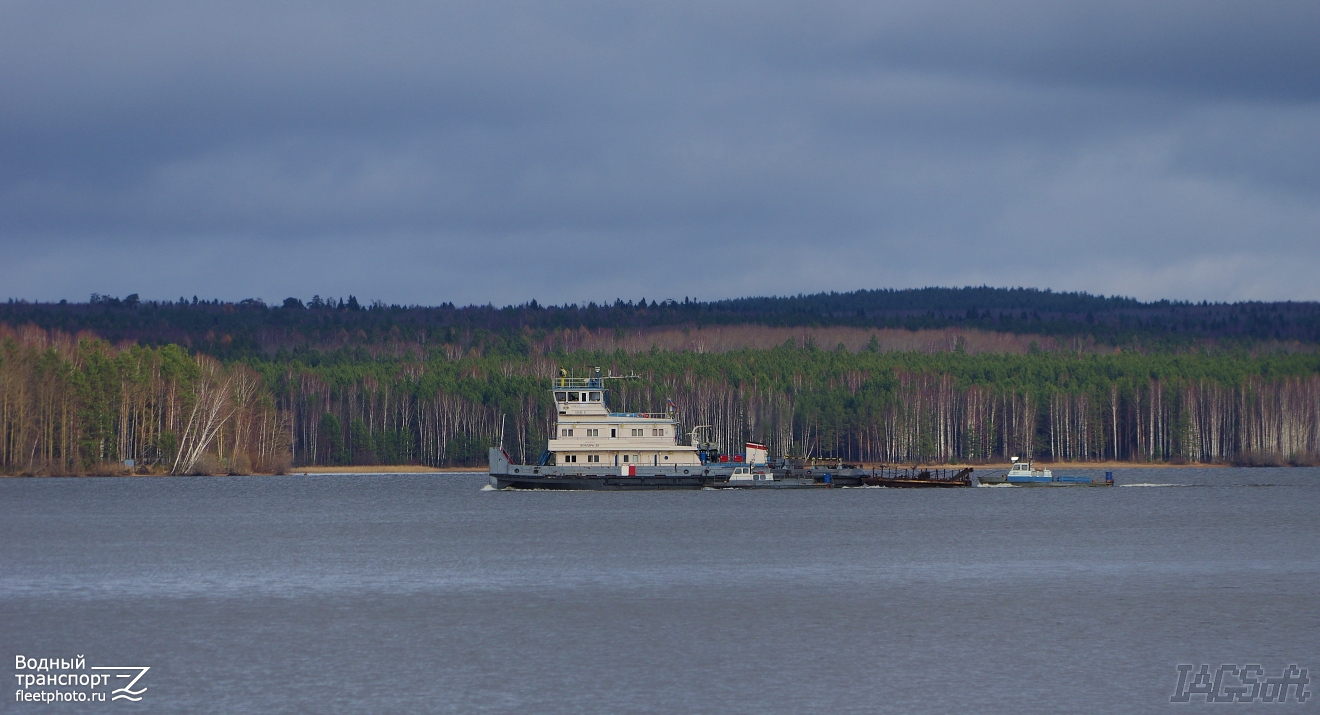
2, 1, 1318, 306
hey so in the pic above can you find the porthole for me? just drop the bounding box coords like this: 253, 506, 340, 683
514, 468, 520, 473
683, 469, 689, 475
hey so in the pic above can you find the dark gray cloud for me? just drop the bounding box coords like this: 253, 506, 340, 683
2, 1, 1317, 305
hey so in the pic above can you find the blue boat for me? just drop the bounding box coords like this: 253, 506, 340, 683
978, 458, 1113, 487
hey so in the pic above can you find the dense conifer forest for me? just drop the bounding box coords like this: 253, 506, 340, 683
2, 286, 1319, 357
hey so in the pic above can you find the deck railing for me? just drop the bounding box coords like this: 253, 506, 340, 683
553, 377, 604, 389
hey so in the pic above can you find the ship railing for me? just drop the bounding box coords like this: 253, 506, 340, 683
608, 412, 671, 419
553, 377, 604, 389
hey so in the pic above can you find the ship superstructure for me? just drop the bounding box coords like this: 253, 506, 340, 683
488, 368, 774, 489
545, 370, 701, 469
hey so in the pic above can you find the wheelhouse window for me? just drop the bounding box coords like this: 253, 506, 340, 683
567, 392, 579, 402
555, 391, 567, 402
631, 428, 643, 437
652, 428, 665, 436
589, 392, 601, 401
561, 428, 574, 437
586, 428, 599, 437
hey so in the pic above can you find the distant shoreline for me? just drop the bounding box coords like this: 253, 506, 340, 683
292, 461, 1239, 474
300, 461, 1244, 473
6, 461, 1301, 478
909, 461, 1231, 470
288, 465, 474, 474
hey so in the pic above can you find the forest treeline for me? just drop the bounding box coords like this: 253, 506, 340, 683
1, 286, 1317, 359
3, 323, 1318, 475
0, 326, 289, 476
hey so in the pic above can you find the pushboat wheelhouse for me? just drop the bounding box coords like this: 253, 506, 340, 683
545, 370, 702, 469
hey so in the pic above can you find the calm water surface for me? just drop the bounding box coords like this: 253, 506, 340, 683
3, 468, 1318, 713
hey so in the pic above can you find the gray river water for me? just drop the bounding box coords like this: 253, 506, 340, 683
3, 468, 1317, 713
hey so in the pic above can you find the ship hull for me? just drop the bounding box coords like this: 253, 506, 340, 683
860, 478, 970, 488
488, 470, 848, 490
488, 449, 979, 490
491, 473, 713, 490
